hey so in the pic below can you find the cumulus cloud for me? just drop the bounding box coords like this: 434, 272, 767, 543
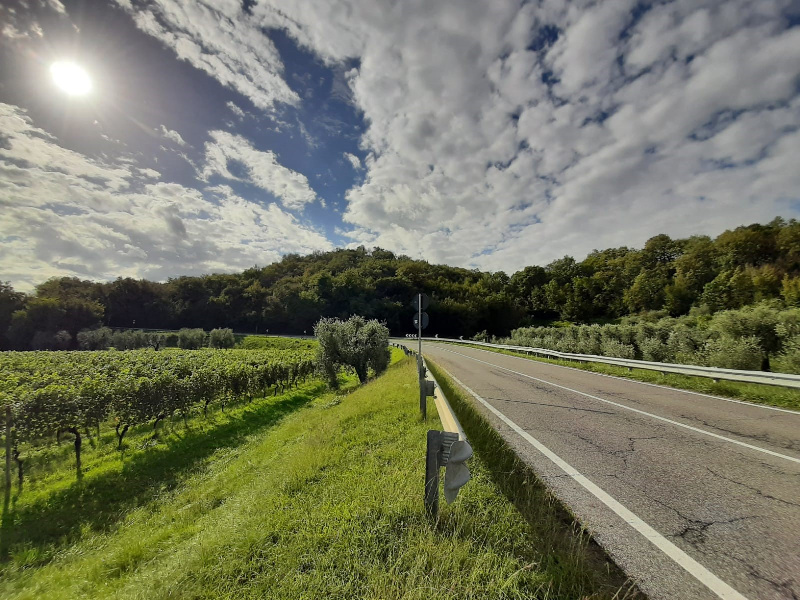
112, 0, 299, 110
159, 124, 188, 147
0, 104, 332, 290
245, 0, 800, 271
6, 0, 800, 286
200, 130, 318, 211
343, 152, 361, 169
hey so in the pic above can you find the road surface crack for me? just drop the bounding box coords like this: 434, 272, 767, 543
673, 515, 756, 548
705, 467, 800, 508
724, 554, 800, 600
679, 414, 797, 452
487, 396, 617, 415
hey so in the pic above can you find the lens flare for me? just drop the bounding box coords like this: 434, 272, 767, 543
50, 61, 92, 96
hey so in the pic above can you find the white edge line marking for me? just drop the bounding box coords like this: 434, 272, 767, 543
431, 342, 800, 415
442, 348, 800, 465
441, 367, 751, 600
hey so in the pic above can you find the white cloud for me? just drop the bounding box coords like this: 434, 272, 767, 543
246, 0, 800, 272
226, 101, 245, 118
343, 152, 361, 169
0, 104, 332, 291
6, 0, 800, 286
159, 124, 188, 147
112, 0, 299, 110
200, 130, 317, 211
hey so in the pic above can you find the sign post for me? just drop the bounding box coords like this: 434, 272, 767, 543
412, 293, 430, 419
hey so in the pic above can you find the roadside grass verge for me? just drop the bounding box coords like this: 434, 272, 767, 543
442, 343, 800, 411
1, 351, 635, 599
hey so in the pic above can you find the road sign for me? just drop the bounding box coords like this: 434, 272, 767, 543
413, 311, 429, 330
412, 293, 429, 311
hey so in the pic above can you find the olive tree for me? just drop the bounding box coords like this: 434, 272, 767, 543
178, 328, 206, 349
314, 316, 390, 388
209, 328, 235, 349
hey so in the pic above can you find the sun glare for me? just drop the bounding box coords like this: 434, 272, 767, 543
50, 61, 92, 96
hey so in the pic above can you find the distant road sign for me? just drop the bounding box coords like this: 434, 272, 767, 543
412, 293, 429, 311
413, 311, 429, 330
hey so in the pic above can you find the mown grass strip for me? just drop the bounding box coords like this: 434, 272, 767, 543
439, 342, 800, 411
1, 353, 637, 599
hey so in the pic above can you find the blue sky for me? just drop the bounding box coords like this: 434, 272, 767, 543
1, 0, 799, 290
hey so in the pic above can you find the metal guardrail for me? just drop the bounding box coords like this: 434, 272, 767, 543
392, 342, 472, 517
421, 358, 472, 517
412, 337, 800, 390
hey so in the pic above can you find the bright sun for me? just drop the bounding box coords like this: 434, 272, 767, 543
50, 61, 92, 96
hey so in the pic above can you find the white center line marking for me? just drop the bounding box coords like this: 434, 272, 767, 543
441, 367, 751, 600
441, 347, 800, 465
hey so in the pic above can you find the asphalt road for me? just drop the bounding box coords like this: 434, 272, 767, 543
410, 341, 800, 600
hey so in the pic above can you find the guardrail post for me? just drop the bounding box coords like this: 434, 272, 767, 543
424, 430, 442, 517
424, 429, 461, 518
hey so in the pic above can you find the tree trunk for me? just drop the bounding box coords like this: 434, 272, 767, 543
153, 413, 166, 431
67, 427, 82, 477
13, 445, 23, 487
116, 422, 129, 450
4, 406, 11, 493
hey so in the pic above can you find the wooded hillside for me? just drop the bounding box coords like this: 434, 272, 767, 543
2, 217, 799, 349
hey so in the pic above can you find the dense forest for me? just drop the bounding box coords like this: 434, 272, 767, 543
2, 217, 799, 351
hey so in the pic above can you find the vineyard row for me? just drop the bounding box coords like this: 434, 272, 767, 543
0, 348, 318, 483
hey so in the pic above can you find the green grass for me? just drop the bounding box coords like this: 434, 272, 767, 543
443, 342, 800, 411
0, 348, 636, 599
236, 335, 318, 350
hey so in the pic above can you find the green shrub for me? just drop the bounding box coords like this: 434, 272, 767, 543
666, 326, 705, 364
600, 339, 636, 359
111, 330, 133, 350
639, 337, 670, 362
77, 327, 113, 350
702, 336, 764, 370
53, 330, 72, 350
772, 335, 800, 374
209, 328, 235, 349
314, 316, 390, 388
178, 328, 206, 349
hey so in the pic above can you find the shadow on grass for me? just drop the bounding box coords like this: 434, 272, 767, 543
428, 362, 642, 600
0, 384, 324, 567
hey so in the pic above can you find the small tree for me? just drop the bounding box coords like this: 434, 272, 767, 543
53, 330, 72, 350
77, 327, 113, 350
178, 328, 206, 349
314, 316, 390, 388
209, 328, 235, 348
